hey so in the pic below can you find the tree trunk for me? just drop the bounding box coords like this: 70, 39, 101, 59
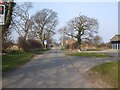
2, 2, 14, 34
77, 31, 82, 50
2, 2, 15, 52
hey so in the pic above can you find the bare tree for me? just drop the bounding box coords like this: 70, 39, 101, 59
30, 9, 58, 46
9, 2, 33, 51
67, 14, 99, 50
92, 35, 103, 45
2, 1, 15, 36
1, 1, 15, 52
12, 2, 32, 41
58, 26, 70, 45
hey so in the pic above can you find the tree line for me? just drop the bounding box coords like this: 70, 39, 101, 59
1, 2, 102, 52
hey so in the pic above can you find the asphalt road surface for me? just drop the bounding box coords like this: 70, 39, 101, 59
3, 49, 116, 88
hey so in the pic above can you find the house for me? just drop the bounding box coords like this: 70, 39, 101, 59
110, 34, 120, 49
63, 38, 98, 50
64, 38, 77, 50
81, 43, 89, 50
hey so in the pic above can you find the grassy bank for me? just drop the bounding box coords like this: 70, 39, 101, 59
66, 52, 111, 57
90, 62, 118, 88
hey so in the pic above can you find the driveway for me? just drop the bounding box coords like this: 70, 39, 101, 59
3, 49, 116, 88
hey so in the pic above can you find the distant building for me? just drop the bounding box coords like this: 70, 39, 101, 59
110, 34, 120, 49
63, 37, 98, 50
64, 38, 77, 50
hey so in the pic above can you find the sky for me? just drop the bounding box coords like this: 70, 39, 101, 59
28, 2, 118, 43
17, 0, 119, 2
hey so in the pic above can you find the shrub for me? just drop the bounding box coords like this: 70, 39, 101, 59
2, 40, 14, 53
27, 39, 43, 51
65, 44, 70, 49
18, 37, 43, 51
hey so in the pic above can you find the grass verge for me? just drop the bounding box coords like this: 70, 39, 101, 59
2, 51, 34, 73
2, 49, 50, 73
66, 52, 112, 57
90, 62, 118, 88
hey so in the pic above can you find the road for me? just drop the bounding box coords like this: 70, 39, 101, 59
3, 49, 116, 88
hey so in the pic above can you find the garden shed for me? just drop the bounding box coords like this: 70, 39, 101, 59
111, 34, 120, 49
